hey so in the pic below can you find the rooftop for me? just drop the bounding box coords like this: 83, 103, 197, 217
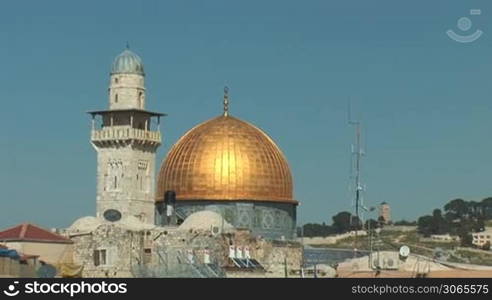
0, 223, 72, 244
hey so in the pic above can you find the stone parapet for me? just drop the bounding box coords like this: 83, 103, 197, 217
91, 127, 161, 145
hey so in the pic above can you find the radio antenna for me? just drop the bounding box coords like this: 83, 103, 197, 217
348, 100, 365, 257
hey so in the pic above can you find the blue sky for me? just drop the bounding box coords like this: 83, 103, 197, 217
0, 0, 491, 228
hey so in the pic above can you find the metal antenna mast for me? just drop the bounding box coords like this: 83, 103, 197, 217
348, 101, 364, 256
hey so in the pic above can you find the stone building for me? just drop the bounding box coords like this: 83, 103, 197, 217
0, 223, 73, 265
378, 202, 391, 224
68, 213, 302, 278
472, 229, 492, 249
67, 47, 302, 277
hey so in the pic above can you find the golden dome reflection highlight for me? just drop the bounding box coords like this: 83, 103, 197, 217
156, 115, 295, 204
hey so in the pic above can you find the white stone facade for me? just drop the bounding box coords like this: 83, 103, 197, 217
472, 229, 492, 249
108, 73, 145, 110
95, 147, 157, 224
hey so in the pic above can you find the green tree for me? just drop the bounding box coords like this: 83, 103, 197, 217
481, 197, 492, 219
417, 215, 434, 237
365, 219, 379, 230
301, 223, 334, 237
432, 209, 448, 235
459, 232, 473, 247
468, 200, 481, 218
444, 198, 469, 220
332, 211, 353, 234
393, 220, 417, 226
482, 241, 491, 251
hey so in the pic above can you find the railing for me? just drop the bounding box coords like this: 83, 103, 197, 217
91, 127, 161, 143
131, 249, 225, 278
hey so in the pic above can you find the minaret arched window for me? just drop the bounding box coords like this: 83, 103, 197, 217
115, 93, 118, 103
136, 174, 143, 190
107, 160, 122, 191
138, 92, 143, 108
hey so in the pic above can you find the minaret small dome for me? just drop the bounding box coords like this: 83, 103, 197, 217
111, 48, 145, 76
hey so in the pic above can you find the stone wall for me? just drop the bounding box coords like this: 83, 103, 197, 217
70, 224, 146, 277
0, 257, 37, 278
70, 223, 302, 278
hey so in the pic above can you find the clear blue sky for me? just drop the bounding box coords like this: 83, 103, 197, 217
0, 0, 491, 229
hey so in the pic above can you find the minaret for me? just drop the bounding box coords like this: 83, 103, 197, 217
88, 47, 165, 224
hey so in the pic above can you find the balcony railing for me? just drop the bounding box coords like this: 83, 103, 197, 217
91, 127, 161, 144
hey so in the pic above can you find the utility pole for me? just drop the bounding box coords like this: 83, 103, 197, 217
366, 206, 375, 269
300, 225, 305, 278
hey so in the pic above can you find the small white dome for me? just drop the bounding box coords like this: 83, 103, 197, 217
111, 48, 144, 75
179, 210, 234, 232
68, 216, 102, 233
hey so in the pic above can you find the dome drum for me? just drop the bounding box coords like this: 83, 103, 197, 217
157, 200, 296, 240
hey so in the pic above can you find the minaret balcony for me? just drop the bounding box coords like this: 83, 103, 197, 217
91, 127, 161, 144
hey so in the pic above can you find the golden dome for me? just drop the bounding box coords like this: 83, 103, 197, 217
156, 115, 295, 204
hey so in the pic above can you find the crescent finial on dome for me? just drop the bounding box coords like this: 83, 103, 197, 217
223, 86, 229, 117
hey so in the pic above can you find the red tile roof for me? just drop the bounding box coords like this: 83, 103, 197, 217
0, 223, 72, 244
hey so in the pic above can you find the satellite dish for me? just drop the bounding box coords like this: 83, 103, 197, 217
37, 264, 57, 278
103, 209, 122, 222
399, 245, 410, 258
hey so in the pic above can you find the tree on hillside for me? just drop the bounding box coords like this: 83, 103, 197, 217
431, 209, 448, 235
482, 241, 491, 251
481, 197, 492, 219
468, 200, 481, 218
393, 220, 417, 226
365, 219, 379, 230
414, 197, 492, 244
332, 211, 355, 234
459, 230, 473, 247
300, 223, 334, 237
461, 234, 473, 247
417, 215, 435, 237
444, 198, 469, 220
472, 217, 485, 233
351, 215, 363, 231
